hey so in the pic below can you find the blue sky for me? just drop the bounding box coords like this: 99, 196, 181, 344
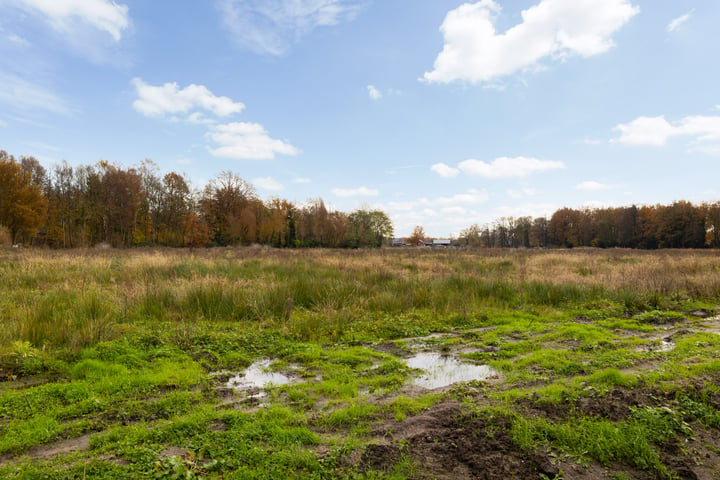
1, 0, 719, 237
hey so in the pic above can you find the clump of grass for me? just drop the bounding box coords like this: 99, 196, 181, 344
512, 415, 671, 477
585, 368, 637, 388
633, 310, 685, 324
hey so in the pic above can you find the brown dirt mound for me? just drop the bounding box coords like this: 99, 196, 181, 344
360, 401, 558, 479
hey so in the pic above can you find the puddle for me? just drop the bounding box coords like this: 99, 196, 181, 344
405, 352, 498, 389
226, 359, 297, 398
638, 339, 675, 353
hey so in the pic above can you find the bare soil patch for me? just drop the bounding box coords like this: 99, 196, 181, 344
0, 433, 93, 463
357, 401, 553, 479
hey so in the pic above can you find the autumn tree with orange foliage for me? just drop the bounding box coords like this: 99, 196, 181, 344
0, 151, 48, 244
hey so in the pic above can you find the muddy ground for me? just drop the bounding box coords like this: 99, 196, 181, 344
351, 382, 720, 480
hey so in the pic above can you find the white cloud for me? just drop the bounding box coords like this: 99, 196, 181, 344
185, 112, 217, 125
367, 85, 382, 100
13, 0, 130, 41
431, 162, 460, 178
132, 78, 245, 119
7, 33, 30, 46
432, 189, 489, 206
667, 10, 693, 32
458, 156, 564, 178
576, 181, 610, 191
0, 118, 7, 127
424, 0, 638, 84
0, 73, 73, 115
331, 186, 379, 197
613, 116, 675, 146
207, 122, 300, 160
217, 0, 363, 56
382, 189, 488, 212
507, 187, 536, 198
293, 177, 312, 183
614, 114, 720, 153
380, 189, 490, 237
253, 176, 285, 191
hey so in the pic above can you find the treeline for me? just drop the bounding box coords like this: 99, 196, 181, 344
458, 202, 720, 249
0, 151, 393, 248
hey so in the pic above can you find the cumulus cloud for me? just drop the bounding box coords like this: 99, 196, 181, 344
613, 116, 676, 146
217, 0, 363, 56
331, 186, 379, 197
207, 122, 300, 160
12, 0, 130, 41
576, 181, 611, 191
367, 85, 382, 100
431, 163, 460, 178
0, 73, 73, 115
436, 156, 565, 178
132, 78, 299, 161
614, 114, 720, 153
253, 176, 285, 191
132, 78, 245, 119
667, 10, 693, 32
424, 0, 638, 84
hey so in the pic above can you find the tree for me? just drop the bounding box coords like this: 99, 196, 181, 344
529, 217, 549, 247
346, 208, 393, 247
617, 205, 639, 248
657, 201, 705, 248
200, 171, 256, 245
47, 161, 77, 248
406, 225, 426, 245
706, 202, 720, 247
161, 171, 191, 245
549, 208, 583, 247
97, 162, 143, 246
0, 151, 48, 243
458, 223, 482, 247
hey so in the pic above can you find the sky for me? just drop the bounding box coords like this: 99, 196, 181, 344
0, 0, 719, 238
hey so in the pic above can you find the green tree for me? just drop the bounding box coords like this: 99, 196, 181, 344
346, 208, 393, 247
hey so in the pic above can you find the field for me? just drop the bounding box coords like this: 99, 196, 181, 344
2, 247, 720, 479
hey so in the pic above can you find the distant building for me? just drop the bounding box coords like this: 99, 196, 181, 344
391, 238, 406, 247
430, 239, 452, 248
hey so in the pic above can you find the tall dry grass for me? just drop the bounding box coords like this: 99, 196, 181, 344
1, 247, 719, 349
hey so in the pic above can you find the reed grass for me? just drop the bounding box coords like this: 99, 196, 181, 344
2, 247, 720, 353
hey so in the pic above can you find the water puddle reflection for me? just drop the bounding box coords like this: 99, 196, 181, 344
406, 352, 498, 389
226, 359, 296, 398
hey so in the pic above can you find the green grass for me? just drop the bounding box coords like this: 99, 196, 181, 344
2, 248, 720, 478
